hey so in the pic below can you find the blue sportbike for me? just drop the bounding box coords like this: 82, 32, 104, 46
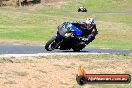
45, 22, 97, 51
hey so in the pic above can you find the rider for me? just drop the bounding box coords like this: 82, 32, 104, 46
84, 17, 98, 44
71, 17, 98, 45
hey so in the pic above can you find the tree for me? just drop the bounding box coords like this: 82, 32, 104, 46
0, 0, 3, 6
18, 0, 22, 7
33, 0, 41, 3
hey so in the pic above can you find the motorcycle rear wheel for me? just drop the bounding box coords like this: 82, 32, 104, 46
72, 47, 81, 52
72, 44, 85, 52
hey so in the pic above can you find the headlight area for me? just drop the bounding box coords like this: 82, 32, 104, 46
64, 33, 72, 37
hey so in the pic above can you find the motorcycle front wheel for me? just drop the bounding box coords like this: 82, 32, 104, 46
45, 37, 56, 51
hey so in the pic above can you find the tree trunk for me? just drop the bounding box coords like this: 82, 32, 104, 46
0, 0, 3, 7
19, 0, 21, 7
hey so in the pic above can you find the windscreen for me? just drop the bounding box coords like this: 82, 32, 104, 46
58, 22, 72, 36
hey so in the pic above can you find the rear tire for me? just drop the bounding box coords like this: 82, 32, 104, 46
72, 44, 85, 52
72, 47, 81, 52
45, 37, 56, 51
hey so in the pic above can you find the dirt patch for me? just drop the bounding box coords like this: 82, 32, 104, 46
30, 0, 69, 9
41, 0, 63, 3
0, 55, 132, 88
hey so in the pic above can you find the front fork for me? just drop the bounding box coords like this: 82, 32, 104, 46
54, 34, 63, 49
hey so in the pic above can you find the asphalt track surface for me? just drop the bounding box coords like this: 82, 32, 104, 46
0, 44, 132, 55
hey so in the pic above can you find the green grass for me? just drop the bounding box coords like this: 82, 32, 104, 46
62, 0, 132, 12
37, 0, 132, 12
12, 71, 29, 76
0, 58, 13, 63
4, 80, 17, 84
0, 0, 132, 49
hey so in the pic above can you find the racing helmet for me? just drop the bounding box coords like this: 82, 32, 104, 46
86, 17, 94, 24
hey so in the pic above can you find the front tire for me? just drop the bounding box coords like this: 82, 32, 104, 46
45, 37, 56, 51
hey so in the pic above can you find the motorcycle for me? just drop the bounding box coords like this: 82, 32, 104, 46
45, 22, 90, 52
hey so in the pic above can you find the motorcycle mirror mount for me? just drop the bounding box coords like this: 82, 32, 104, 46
70, 30, 75, 32
67, 30, 75, 33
